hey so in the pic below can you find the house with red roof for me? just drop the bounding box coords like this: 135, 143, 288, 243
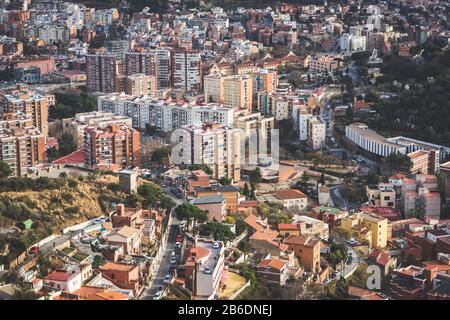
368, 250, 397, 275
43, 267, 82, 293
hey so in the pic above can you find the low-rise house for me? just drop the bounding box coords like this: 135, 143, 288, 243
274, 189, 308, 210
98, 262, 143, 296
256, 258, 302, 286
284, 235, 321, 273
195, 185, 240, 213
43, 267, 82, 293
106, 226, 142, 255
368, 250, 397, 275
293, 215, 329, 240
183, 170, 211, 194
192, 195, 226, 221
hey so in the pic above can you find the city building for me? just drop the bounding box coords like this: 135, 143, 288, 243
401, 175, 441, 220
84, 124, 140, 171
307, 117, 326, 150
204, 74, 253, 111
309, 55, 339, 73
345, 123, 407, 157
62, 111, 132, 147
284, 234, 321, 272
98, 94, 234, 132
86, 53, 117, 93
0, 127, 46, 176
176, 123, 241, 182
341, 212, 388, 248
0, 84, 52, 136
124, 73, 157, 96
184, 238, 225, 300
192, 195, 226, 222
171, 49, 202, 94
366, 183, 396, 208
274, 189, 308, 210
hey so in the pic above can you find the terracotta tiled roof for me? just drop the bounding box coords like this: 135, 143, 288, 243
244, 214, 265, 232
275, 189, 307, 200
53, 149, 85, 165
258, 258, 286, 271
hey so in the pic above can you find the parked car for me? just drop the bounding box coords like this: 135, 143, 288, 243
213, 242, 220, 249
28, 246, 39, 255
170, 257, 177, 265
163, 273, 172, 284
204, 267, 211, 274
176, 234, 184, 242
154, 286, 164, 300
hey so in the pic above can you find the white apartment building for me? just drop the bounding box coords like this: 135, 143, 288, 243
172, 50, 201, 94
345, 123, 407, 157
307, 116, 326, 150
98, 94, 234, 132
177, 123, 241, 182
340, 33, 367, 53
298, 107, 314, 141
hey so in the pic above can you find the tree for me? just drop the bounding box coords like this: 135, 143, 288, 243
151, 147, 171, 165
159, 196, 176, 212
219, 177, 232, 185
243, 183, 250, 196
189, 164, 213, 175
175, 204, 207, 230
366, 171, 380, 185
0, 160, 12, 178
138, 183, 163, 208
11, 289, 38, 300
299, 171, 309, 190
58, 133, 77, 157
199, 221, 235, 242
384, 153, 413, 173
249, 167, 262, 186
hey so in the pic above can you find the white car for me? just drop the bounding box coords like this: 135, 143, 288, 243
153, 286, 164, 300
170, 257, 177, 265
163, 273, 172, 284
213, 242, 220, 249
175, 241, 181, 249
204, 267, 211, 274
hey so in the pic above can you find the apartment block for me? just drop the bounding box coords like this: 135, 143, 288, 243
401, 175, 441, 220
204, 74, 253, 111
124, 73, 157, 97
341, 212, 388, 249
86, 53, 117, 93
98, 94, 234, 132
0, 127, 46, 177
171, 49, 202, 94
309, 55, 339, 73
0, 85, 52, 136
178, 123, 241, 182
125, 51, 157, 77
62, 111, 132, 147
307, 116, 326, 150
184, 239, 225, 300
84, 124, 140, 171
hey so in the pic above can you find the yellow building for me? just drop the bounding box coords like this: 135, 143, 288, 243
124, 74, 157, 97
341, 213, 388, 249
204, 74, 253, 111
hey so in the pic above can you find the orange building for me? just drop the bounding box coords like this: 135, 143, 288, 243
284, 235, 321, 273
84, 124, 140, 171
0, 127, 46, 177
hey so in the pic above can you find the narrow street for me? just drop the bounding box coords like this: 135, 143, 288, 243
141, 193, 183, 300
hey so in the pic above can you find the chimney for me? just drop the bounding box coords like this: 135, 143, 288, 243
117, 204, 125, 216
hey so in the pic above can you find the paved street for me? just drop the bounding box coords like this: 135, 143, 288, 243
342, 245, 359, 278
142, 193, 183, 300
